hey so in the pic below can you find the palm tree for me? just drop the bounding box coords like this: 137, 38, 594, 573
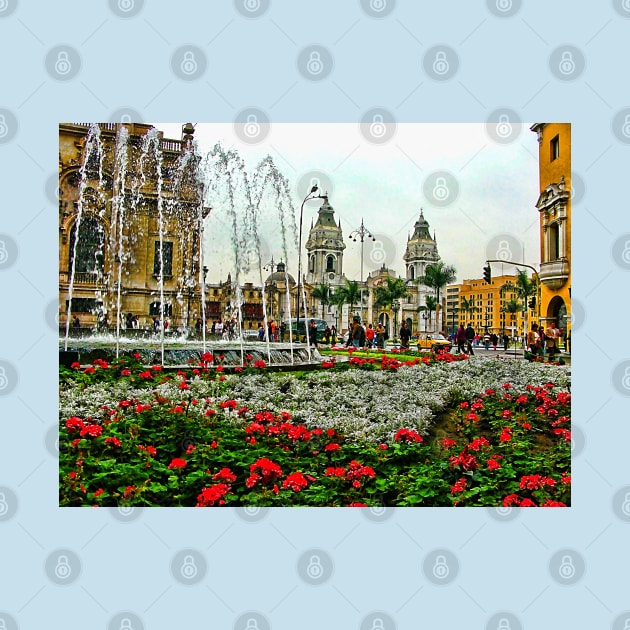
417, 260, 457, 333
310, 284, 331, 319
373, 277, 409, 338
417, 294, 438, 332
330, 279, 362, 329
460, 296, 481, 326
501, 269, 537, 337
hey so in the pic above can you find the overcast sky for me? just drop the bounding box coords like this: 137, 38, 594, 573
158, 122, 541, 287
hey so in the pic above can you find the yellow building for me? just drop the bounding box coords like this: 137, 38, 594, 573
446, 274, 530, 339
530, 123, 571, 339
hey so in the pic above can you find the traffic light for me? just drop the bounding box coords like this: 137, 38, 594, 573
483, 264, 492, 284
528, 297, 536, 309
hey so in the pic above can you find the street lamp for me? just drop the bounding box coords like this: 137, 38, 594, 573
349, 218, 375, 321
296, 186, 323, 342
392, 299, 400, 341
422, 310, 430, 332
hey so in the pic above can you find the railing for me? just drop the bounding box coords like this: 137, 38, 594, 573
59, 271, 105, 285
73, 123, 117, 131
160, 139, 183, 152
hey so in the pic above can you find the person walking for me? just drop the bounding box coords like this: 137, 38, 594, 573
330, 324, 337, 345
280, 320, 286, 343
375, 322, 386, 349
490, 332, 498, 350
527, 323, 539, 356
455, 323, 466, 354
465, 322, 475, 356
502, 333, 509, 352
399, 321, 411, 350
365, 323, 375, 349
308, 319, 319, 348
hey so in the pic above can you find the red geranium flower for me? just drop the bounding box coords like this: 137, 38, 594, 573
168, 458, 187, 470
283, 472, 309, 492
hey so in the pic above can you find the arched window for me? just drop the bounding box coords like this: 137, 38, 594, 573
68, 217, 105, 276
309, 255, 315, 273
326, 255, 335, 272
409, 266, 415, 280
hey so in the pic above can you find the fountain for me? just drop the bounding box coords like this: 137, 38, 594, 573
59, 122, 320, 369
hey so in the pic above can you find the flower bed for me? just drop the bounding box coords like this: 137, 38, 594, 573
59, 353, 571, 507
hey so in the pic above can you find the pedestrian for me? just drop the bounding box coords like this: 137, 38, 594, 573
349, 316, 366, 347
490, 333, 498, 350
258, 322, 265, 341
215, 320, 223, 338
324, 325, 331, 345
503, 333, 509, 351
195, 318, 203, 334
365, 323, 375, 349
330, 324, 337, 345
545, 321, 559, 362
375, 322, 386, 349
280, 320, 286, 343
399, 321, 411, 350
483, 332, 490, 350
455, 323, 466, 354
72, 315, 80, 328
164, 318, 169, 332
527, 323, 539, 356
132, 315, 139, 329
308, 319, 319, 348
465, 322, 475, 355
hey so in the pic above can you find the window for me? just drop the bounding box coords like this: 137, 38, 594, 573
66, 298, 99, 314
550, 135, 559, 161
149, 302, 172, 316
153, 241, 173, 277
68, 217, 105, 275
309, 255, 315, 273
549, 223, 560, 260
409, 266, 415, 280
326, 255, 335, 273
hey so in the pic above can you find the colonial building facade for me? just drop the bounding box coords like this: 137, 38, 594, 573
530, 123, 571, 336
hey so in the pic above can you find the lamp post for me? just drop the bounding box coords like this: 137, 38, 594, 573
263, 256, 277, 321
450, 308, 459, 336
349, 218, 375, 321
422, 310, 430, 333
392, 299, 400, 342
296, 186, 322, 343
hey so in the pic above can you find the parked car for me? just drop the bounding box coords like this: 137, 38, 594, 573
414, 332, 452, 353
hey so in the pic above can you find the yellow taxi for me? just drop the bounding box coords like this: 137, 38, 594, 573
414, 333, 452, 353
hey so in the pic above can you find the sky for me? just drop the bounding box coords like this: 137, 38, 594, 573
157, 122, 542, 287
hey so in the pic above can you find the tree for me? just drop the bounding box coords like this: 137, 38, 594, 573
460, 296, 480, 325
417, 260, 457, 333
417, 294, 438, 332
311, 284, 331, 319
501, 269, 537, 337
374, 277, 409, 337
330, 279, 362, 329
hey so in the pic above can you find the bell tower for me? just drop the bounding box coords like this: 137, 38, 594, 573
305, 195, 346, 286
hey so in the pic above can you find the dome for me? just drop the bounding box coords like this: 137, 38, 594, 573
265, 261, 296, 285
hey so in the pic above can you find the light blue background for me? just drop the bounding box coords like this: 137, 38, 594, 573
1, 1, 629, 629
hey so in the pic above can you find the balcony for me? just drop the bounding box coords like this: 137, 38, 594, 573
59, 271, 106, 287
539, 258, 569, 290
